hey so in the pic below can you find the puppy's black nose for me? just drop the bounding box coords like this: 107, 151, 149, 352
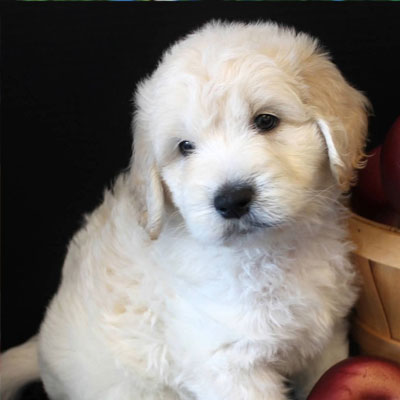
214, 185, 254, 219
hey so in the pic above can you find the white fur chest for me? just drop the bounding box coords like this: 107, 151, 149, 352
153, 224, 355, 372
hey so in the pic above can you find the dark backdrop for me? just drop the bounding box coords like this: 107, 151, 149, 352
2, 2, 400, 352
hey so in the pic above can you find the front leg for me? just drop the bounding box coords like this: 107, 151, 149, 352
186, 363, 288, 400
291, 320, 350, 400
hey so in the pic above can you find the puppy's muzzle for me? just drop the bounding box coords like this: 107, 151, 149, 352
214, 184, 254, 219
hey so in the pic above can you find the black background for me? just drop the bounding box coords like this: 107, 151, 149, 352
2, 2, 400, 354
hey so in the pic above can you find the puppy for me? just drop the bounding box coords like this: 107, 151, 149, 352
2, 20, 369, 400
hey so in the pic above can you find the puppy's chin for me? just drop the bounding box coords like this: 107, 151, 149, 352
185, 214, 281, 246
224, 218, 277, 238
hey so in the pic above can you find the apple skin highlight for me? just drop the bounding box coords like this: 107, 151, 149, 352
307, 356, 400, 400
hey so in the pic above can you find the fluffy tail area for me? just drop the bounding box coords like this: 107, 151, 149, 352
1, 336, 40, 400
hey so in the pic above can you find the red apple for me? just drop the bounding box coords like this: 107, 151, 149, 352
381, 116, 400, 214
307, 356, 400, 400
352, 146, 388, 219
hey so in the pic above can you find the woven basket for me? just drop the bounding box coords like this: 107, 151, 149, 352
349, 213, 400, 363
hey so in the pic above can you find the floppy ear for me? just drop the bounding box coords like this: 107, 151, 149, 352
129, 83, 164, 240
302, 52, 371, 191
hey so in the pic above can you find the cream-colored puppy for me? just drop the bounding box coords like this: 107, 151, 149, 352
2, 21, 369, 400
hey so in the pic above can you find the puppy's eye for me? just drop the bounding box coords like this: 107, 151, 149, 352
254, 114, 279, 132
179, 140, 195, 156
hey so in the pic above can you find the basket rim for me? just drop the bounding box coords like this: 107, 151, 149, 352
350, 212, 400, 234
349, 212, 400, 269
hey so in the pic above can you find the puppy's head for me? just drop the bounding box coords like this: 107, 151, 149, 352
130, 21, 370, 243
